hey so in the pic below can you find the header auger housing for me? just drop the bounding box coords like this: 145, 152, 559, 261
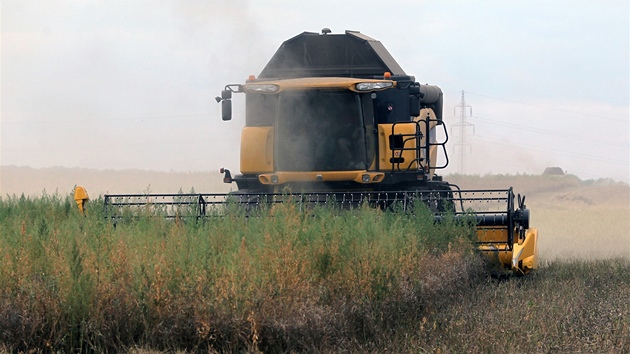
97, 29, 538, 275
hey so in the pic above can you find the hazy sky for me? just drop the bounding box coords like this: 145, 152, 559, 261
2, 1, 629, 183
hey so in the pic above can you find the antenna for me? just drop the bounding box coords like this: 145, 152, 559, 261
451, 90, 475, 174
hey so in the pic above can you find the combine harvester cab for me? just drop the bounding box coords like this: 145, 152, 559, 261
217, 29, 450, 196
100, 29, 538, 275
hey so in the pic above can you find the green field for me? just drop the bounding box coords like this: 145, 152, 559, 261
0, 174, 628, 353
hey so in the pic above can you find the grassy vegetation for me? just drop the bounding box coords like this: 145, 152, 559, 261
0, 184, 628, 353
409, 258, 629, 353
0, 192, 482, 352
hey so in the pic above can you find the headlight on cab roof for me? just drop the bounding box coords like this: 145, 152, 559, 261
245, 84, 280, 93
355, 81, 393, 91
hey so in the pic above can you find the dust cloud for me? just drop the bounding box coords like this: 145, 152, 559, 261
0, 166, 232, 198
1, 1, 278, 174
3, 3, 628, 183
446, 174, 630, 260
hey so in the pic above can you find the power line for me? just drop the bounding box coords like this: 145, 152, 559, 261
450, 91, 474, 174
472, 135, 629, 166
464, 90, 627, 123
473, 115, 628, 148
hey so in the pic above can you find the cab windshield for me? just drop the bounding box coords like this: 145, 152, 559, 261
275, 90, 367, 171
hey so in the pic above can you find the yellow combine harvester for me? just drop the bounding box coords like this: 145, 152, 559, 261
96, 29, 538, 275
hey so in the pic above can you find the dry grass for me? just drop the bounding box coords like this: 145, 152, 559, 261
1, 173, 628, 352
0, 193, 482, 352
379, 258, 629, 353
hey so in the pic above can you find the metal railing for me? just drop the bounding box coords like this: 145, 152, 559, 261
104, 188, 520, 222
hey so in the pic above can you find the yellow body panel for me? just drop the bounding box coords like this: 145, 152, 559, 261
512, 228, 539, 273
477, 226, 509, 243
377, 123, 419, 171
73, 186, 89, 215
258, 171, 384, 185
241, 126, 274, 174
414, 108, 438, 179
478, 243, 513, 267
375, 109, 439, 176
477, 227, 538, 275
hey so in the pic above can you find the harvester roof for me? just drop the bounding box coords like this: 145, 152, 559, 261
259, 30, 407, 79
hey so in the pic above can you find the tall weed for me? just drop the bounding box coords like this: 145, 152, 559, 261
0, 195, 480, 352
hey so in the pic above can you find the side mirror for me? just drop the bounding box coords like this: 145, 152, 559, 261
221, 89, 232, 100
217, 89, 233, 121
222, 99, 232, 121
